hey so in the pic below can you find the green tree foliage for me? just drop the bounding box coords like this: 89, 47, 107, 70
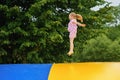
108, 5, 120, 26
107, 26, 120, 41
0, 0, 118, 63
81, 34, 120, 61
0, 0, 37, 10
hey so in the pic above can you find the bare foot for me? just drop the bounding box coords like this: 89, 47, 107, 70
67, 51, 73, 56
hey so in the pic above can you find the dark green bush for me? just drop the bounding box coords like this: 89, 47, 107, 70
81, 34, 120, 61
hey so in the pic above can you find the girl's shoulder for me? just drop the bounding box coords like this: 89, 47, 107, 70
70, 19, 77, 24
71, 19, 76, 21
71, 19, 77, 22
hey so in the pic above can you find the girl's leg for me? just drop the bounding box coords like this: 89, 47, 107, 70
70, 38, 74, 52
68, 38, 74, 56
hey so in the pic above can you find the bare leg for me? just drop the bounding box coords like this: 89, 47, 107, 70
67, 38, 74, 56
70, 38, 74, 52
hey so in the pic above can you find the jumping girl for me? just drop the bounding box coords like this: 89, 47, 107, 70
67, 12, 86, 56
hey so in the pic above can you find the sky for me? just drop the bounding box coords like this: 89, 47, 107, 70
105, 0, 120, 6
91, 0, 120, 11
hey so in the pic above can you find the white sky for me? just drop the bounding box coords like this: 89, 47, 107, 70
91, 0, 120, 11
105, 0, 120, 6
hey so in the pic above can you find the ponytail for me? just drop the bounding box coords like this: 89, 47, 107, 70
76, 14, 83, 22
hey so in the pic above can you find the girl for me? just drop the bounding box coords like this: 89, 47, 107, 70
67, 12, 86, 56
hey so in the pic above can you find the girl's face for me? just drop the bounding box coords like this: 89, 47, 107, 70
69, 14, 74, 20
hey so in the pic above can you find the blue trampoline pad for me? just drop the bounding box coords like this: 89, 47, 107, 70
0, 64, 52, 80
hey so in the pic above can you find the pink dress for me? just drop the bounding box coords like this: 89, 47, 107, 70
68, 19, 78, 38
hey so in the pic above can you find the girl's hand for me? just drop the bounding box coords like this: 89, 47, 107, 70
80, 24, 86, 27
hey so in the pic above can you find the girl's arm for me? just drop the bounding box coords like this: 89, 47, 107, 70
77, 22, 86, 27
72, 19, 86, 27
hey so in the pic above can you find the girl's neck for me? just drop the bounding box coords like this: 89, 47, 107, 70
70, 18, 76, 20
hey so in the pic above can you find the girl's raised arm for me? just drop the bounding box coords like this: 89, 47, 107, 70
72, 19, 86, 27
77, 22, 86, 27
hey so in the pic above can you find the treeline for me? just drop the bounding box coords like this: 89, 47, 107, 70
0, 0, 120, 63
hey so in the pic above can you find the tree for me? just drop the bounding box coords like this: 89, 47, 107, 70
0, 0, 116, 63
81, 34, 120, 61
107, 5, 120, 26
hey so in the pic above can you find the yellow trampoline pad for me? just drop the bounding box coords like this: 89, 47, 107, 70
48, 62, 120, 80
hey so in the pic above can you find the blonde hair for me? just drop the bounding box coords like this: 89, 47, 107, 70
69, 12, 83, 22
